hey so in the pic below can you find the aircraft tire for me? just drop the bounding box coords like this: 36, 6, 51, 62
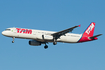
44, 45, 48, 49
53, 42, 57, 45
12, 41, 14, 43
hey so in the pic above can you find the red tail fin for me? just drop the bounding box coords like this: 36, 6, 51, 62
83, 22, 95, 37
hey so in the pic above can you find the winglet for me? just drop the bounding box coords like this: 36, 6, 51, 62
78, 25, 81, 27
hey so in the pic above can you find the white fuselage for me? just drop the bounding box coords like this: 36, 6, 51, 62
2, 27, 82, 43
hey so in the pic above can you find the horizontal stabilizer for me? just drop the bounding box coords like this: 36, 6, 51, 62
89, 34, 102, 39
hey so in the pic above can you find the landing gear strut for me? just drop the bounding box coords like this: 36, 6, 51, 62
53, 38, 57, 45
12, 37, 15, 43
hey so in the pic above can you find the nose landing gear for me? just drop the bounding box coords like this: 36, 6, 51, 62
12, 37, 15, 43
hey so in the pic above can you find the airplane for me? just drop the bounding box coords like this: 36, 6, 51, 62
2, 22, 102, 49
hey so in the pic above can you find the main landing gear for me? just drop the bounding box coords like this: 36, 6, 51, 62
44, 40, 57, 49
53, 41, 57, 45
53, 38, 57, 45
44, 43, 48, 49
12, 37, 15, 43
44, 45, 48, 49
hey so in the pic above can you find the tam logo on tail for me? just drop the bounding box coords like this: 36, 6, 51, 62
78, 22, 97, 42
85, 23, 95, 34
83, 22, 95, 37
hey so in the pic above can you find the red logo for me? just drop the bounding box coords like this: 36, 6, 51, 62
85, 23, 94, 34
16, 28, 32, 34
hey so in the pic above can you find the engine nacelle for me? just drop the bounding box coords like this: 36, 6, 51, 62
29, 40, 41, 46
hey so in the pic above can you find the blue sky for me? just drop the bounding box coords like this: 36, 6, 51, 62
0, 0, 104, 70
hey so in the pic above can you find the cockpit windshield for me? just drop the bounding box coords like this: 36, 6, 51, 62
5, 29, 11, 31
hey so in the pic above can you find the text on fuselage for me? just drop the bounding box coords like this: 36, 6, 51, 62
16, 28, 32, 34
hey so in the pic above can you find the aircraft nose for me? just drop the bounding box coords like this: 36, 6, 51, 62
2, 31, 10, 36
2, 31, 5, 35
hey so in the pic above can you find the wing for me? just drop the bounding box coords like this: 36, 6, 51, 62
51, 25, 81, 39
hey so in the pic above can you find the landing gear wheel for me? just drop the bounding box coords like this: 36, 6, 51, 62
12, 41, 14, 43
53, 42, 57, 45
44, 45, 48, 49
53, 38, 57, 45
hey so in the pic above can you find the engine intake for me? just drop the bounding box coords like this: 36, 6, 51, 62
29, 40, 41, 46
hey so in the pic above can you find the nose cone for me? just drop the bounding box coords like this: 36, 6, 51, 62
2, 31, 6, 36
2, 31, 11, 37
2, 31, 4, 35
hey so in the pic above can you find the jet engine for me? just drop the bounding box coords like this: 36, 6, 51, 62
29, 40, 41, 46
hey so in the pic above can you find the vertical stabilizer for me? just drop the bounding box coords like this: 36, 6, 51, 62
83, 22, 95, 37
78, 22, 96, 42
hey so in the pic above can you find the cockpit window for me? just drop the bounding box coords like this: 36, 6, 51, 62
5, 29, 11, 31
